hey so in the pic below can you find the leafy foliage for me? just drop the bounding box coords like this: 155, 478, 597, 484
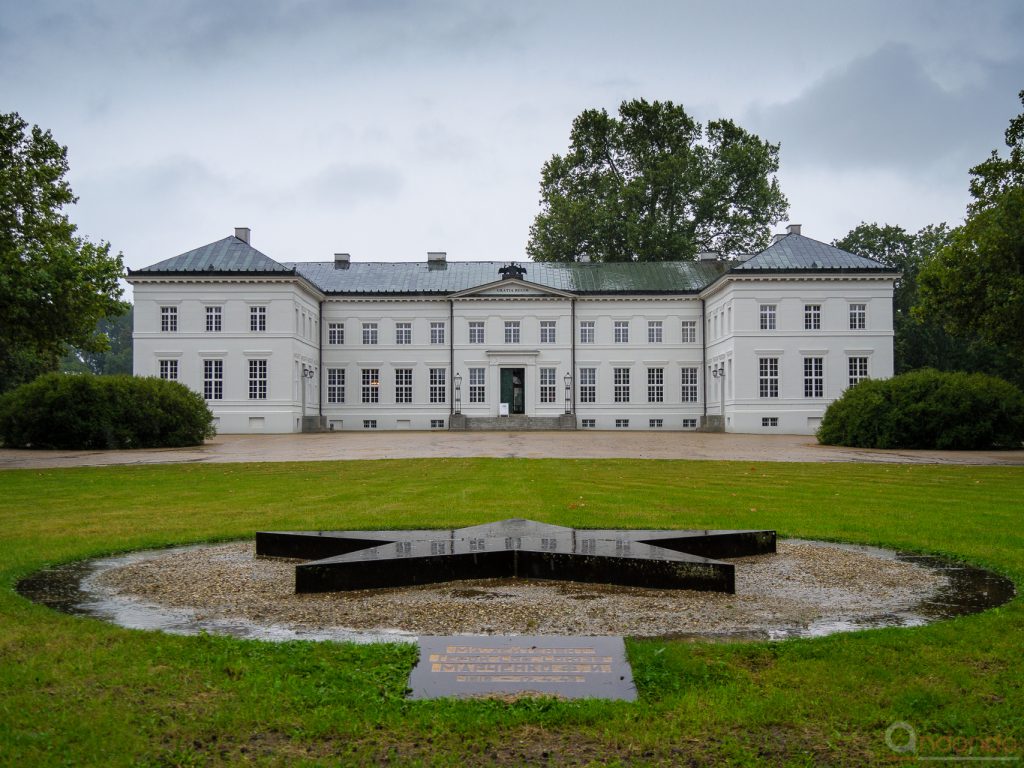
916, 91, 1024, 359
0, 112, 127, 392
835, 222, 1022, 386
817, 369, 1024, 449
0, 373, 215, 449
61, 308, 133, 375
527, 99, 788, 262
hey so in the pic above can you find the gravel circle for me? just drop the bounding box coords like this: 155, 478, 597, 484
91, 540, 947, 638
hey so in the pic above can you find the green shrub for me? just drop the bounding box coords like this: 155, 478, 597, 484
817, 368, 1024, 449
0, 373, 216, 449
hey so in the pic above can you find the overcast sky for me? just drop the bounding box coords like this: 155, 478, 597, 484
3, 0, 1022, 294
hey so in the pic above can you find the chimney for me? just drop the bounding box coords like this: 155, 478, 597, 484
771, 233, 786, 245
786, 224, 802, 236
234, 227, 251, 244
427, 251, 446, 264
696, 251, 719, 262
334, 252, 350, 270
578, 254, 591, 263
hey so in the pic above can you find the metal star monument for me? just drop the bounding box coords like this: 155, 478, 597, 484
257, 519, 775, 594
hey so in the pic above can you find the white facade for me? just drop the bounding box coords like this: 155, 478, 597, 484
129, 228, 896, 435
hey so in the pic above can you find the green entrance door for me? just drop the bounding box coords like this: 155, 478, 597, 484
500, 368, 526, 414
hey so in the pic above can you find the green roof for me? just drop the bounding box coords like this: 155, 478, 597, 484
290, 260, 728, 295
130, 232, 895, 294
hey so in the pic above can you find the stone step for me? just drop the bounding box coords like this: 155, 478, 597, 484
450, 414, 576, 431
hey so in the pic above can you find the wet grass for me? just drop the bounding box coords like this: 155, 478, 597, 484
0, 458, 1022, 766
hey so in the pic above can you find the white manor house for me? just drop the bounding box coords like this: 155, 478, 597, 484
128, 225, 896, 435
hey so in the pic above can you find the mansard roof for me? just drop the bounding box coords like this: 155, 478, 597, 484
129, 230, 896, 294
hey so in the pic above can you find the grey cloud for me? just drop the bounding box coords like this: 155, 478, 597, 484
301, 162, 404, 205
747, 44, 1024, 174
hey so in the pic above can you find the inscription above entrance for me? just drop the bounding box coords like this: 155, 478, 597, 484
408, 635, 636, 700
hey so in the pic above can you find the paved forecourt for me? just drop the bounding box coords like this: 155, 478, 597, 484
1, 431, 1023, 470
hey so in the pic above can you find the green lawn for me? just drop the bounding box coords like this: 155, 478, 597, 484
0, 458, 1022, 766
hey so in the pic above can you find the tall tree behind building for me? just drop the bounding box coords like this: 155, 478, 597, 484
527, 99, 789, 263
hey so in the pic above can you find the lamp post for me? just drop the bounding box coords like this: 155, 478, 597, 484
564, 372, 572, 415
710, 363, 725, 424
454, 372, 462, 415
301, 365, 315, 422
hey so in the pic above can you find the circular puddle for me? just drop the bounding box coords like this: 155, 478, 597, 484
16, 539, 1015, 644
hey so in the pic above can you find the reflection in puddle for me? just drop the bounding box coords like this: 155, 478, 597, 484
15, 540, 1016, 644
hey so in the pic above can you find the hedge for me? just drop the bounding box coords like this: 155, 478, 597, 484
0, 373, 216, 449
816, 368, 1024, 449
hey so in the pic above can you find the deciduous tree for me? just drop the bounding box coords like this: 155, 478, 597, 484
527, 99, 788, 262
0, 112, 127, 391
917, 91, 1024, 360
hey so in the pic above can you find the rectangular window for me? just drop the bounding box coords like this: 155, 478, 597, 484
362, 322, 378, 345
681, 320, 697, 343
848, 357, 869, 387
850, 303, 866, 330
328, 322, 345, 345
681, 418, 698, 429
429, 368, 446, 404
615, 419, 629, 428
762, 417, 779, 427
363, 419, 377, 429
804, 304, 821, 330
395, 322, 411, 345
468, 321, 484, 344
760, 304, 776, 330
395, 368, 412, 403
327, 368, 345, 404
504, 321, 520, 344
803, 357, 824, 398
759, 358, 779, 398
579, 321, 595, 344
469, 367, 486, 403
614, 367, 630, 403
579, 368, 596, 403
203, 359, 223, 400
540, 367, 557, 403
248, 359, 268, 400
158, 359, 178, 380
614, 321, 629, 343
540, 320, 556, 344
430, 419, 445, 429
581, 418, 596, 428
205, 306, 222, 332
160, 306, 177, 332
681, 367, 698, 403
647, 368, 664, 403
649, 419, 663, 428
250, 306, 267, 332
430, 321, 446, 345
362, 368, 379, 403
647, 321, 663, 343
